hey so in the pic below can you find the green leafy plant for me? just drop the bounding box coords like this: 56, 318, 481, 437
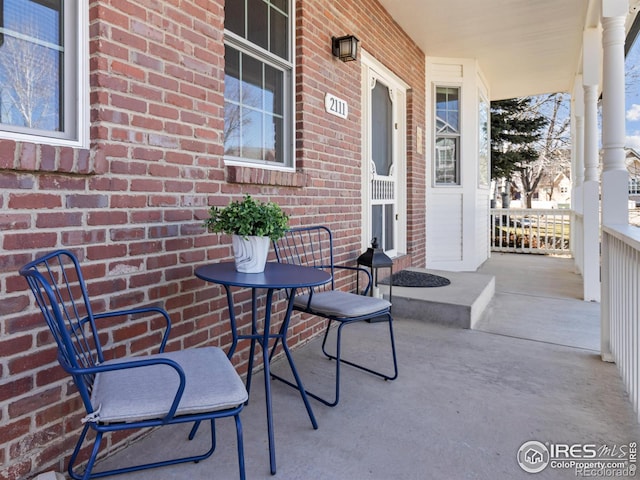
204, 195, 289, 241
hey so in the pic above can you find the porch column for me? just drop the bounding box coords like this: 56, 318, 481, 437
601, 8, 628, 226
571, 82, 585, 276
583, 29, 601, 302
600, 0, 629, 361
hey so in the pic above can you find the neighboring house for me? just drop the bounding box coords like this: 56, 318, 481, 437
0, 1, 636, 478
627, 148, 640, 206
537, 172, 572, 208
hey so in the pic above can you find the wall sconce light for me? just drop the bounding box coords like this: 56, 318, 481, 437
332, 35, 359, 62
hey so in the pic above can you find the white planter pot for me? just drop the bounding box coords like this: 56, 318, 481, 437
232, 235, 270, 273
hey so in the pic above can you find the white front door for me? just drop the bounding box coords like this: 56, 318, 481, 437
361, 52, 407, 256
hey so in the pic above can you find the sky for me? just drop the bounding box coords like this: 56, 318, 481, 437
626, 37, 640, 151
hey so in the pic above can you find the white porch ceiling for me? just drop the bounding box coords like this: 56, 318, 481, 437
377, 0, 613, 100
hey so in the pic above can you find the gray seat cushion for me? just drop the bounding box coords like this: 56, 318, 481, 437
294, 290, 391, 318
91, 347, 248, 423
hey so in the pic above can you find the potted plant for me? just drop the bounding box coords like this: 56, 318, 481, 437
204, 195, 289, 273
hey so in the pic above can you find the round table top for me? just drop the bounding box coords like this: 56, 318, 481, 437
195, 262, 331, 289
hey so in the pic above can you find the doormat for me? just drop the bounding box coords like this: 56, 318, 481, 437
378, 270, 451, 288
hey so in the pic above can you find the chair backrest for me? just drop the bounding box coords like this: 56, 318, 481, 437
274, 225, 336, 292
20, 250, 102, 410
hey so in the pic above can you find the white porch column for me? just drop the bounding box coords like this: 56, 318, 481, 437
572, 83, 585, 276
600, 0, 629, 361
601, 9, 629, 226
583, 29, 601, 302
573, 78, 585, 208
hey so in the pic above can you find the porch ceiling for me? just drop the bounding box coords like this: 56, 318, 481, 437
377, 0, 620, 100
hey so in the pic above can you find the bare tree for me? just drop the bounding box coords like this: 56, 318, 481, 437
0, 25, 59, 129
512, 93, 571, 208
223, 85, 262, 157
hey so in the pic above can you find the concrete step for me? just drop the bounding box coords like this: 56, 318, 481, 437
380, 268, 495, 329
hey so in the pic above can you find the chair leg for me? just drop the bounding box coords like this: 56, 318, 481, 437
235, 414, 246, 480
188, 420, 201, 440
71, 420, 227, 479
68, 424, 102, 480
272, 314, 398, 407
321, 314, 398, 381
211, 418, 217, 452
270, 320, 337, 406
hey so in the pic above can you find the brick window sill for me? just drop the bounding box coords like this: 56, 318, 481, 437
0, 140, 104, 175
226, 165, 308, 187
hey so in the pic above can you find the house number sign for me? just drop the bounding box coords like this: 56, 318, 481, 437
325, 93, 348, 119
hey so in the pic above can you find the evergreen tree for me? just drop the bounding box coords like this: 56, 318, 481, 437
490, 98, 547, 181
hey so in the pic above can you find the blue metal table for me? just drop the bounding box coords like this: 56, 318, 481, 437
195, 261, 331, 475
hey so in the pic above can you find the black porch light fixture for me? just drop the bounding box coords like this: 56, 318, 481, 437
332, 35, 359, 62
357, 237, 393, 301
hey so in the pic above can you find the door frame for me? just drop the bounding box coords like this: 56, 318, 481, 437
360, 50, 408, 256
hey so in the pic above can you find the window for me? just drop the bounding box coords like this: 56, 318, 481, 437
0, 0, 86, 145
630, 177, 640, 195
434, 86, 460, 185
224, 0, 292, 168
478, 95, 489, 187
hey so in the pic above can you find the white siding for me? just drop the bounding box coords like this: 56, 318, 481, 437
427, 193, 463, 261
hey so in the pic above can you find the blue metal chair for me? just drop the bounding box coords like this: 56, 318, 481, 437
19, 250, 248, 480
271, 226, 398, 406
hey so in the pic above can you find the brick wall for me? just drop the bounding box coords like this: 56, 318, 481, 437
0, 0, 425, 478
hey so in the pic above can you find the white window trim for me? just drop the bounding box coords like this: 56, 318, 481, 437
223, 2, 295, 171
0, 1, 89, 149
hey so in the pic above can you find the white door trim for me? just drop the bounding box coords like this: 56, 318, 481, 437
361, 50, 408, 256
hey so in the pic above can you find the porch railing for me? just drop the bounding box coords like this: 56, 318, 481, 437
602, 224, 640, 421
490, 208, 571, 254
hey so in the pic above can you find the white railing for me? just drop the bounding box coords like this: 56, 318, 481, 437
490, 208, 571, 254
602, 224, 640, 421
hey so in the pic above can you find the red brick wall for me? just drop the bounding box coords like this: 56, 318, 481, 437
0, 1, 425, 478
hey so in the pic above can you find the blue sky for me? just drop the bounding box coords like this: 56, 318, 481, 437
626, 37, 640, 150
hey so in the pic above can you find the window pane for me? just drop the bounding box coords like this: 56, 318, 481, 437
0, 0, 62, 131
247, 0, 268, 50
271, 0, 287, 11
241, 109, 263, 160
435, 137, 459, 184
224, 46, 241, 156
478, 97, 489, 186
264, 114, 282, 163
372, 205, 383, 249
264, 64, 282, 115
372, 82, 392, 176
242, 55, 263, 110
270, 8, 288, 59
225, 46, 240, 102
384, 204, 394, 251
225, 0, 245, 37
436, 86, 459, 134
224, 102, 241, 156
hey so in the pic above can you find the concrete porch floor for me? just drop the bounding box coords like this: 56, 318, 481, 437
95, 254, 638, 480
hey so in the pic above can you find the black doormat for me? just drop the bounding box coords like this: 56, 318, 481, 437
378, 270, 451, 288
